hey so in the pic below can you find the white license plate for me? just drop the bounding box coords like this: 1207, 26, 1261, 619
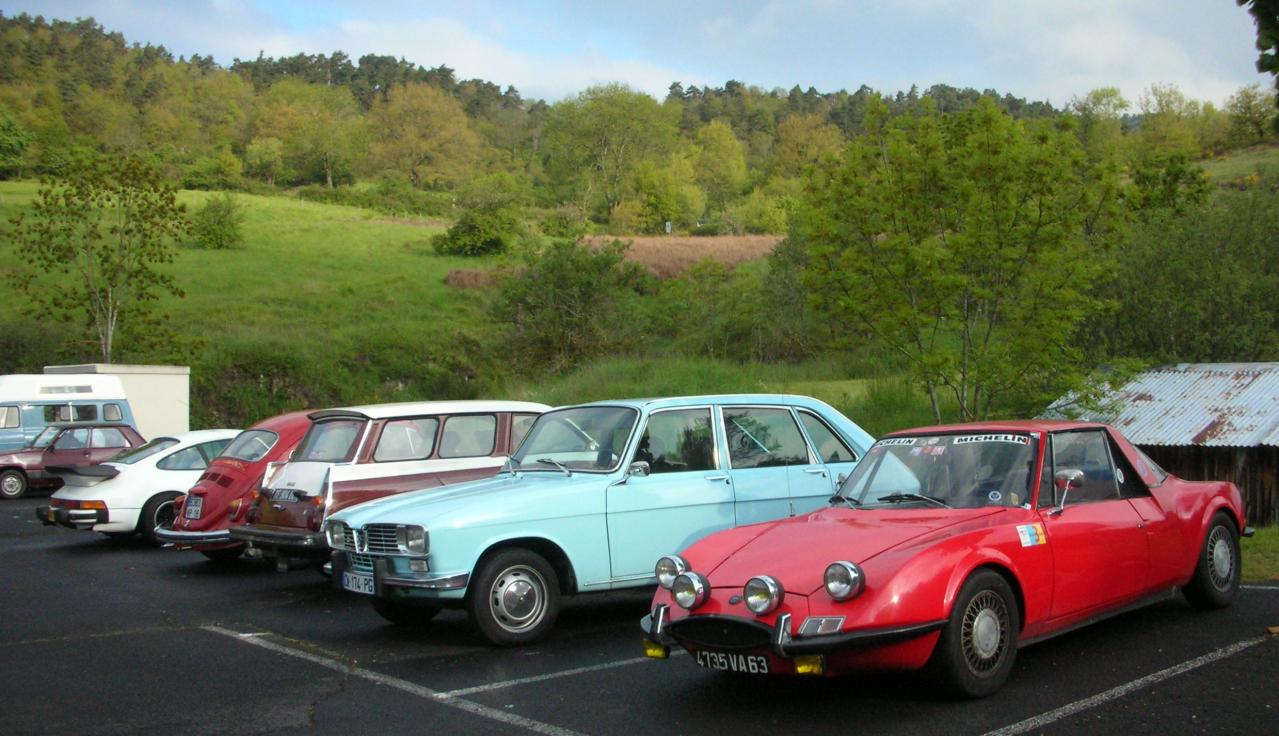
694, 650, 770, 674
267, 488, 298, 501
341, 571, 375, 595
184, 496, 203, 519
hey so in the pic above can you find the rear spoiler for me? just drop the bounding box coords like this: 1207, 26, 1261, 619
46, 464, 120, 480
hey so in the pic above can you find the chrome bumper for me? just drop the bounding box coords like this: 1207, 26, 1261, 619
330, 551, 469, 595
228, 524, 326, 555
36, 506, 105, 529
153, 525, 233, 545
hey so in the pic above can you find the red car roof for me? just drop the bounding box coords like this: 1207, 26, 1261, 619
885, 419, 1109, 437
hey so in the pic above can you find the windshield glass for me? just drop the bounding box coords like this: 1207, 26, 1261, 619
31, 426, 61, 448
220, 429, 280, 462
295, 418, 365, 462
112, 438, 180, 465
511, 406, 638, 473
837, 432, 1038, 508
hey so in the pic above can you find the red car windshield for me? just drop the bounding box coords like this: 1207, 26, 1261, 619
220, 429, 280, 463
838, 432, 1038, 509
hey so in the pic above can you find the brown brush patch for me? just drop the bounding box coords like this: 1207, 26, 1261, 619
376, 216, 449, 229
586, 234, 782, 278
444, 269, 497, 289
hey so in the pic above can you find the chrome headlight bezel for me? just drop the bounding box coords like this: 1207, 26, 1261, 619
324, 520, 346, 549
655, 555, 688, 590
743, 575, 784, 615
398, 525, 429, 556
672, 571, 710, 610
824, 561, 865, 601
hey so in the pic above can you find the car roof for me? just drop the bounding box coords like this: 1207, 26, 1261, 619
563, 394, 835, 410
44, 422, 137, 430
885, 419, 1110, 437
150, 429, 242, 445
247, 410, 316, 432
309, 400, 551, 421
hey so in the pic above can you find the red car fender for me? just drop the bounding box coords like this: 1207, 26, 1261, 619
1196, 483, 1245, 544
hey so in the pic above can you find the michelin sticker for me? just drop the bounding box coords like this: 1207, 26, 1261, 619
953, 434, 1030, 445
877, 438, 918, 447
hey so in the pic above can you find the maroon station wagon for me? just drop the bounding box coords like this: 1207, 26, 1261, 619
230, 400, 549, 567
154, 410, 313, 561
0, 422, 145, 499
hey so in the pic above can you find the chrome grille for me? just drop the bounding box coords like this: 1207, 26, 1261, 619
347, 553, 374, 572
360, 524, 400, 555
330, 522, 356, 551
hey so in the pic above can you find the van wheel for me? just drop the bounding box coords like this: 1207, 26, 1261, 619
140, 493, 181, 546
467, 548, 560, 646
0, 469, 28, 499
1183, 512, 1240, 609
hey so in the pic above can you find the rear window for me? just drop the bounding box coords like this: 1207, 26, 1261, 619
439, 415, 497, 458
103, 403, 123, 422
0, 406, 18, 429
91, 428, 129, 448
114, 438, 180, 465
221, 429, 280, 462
296, 418, 365, 462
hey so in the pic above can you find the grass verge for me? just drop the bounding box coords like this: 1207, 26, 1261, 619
1243, 525, 1279, 583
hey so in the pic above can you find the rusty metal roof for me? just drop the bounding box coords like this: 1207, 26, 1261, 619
1046, 363, 1279, 447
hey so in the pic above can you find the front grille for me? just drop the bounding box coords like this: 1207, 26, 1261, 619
348, 552, 374, 572
360, 524, 400, 555
667, 616, 772, 651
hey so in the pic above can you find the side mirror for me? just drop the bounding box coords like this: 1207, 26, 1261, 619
836, 472, 848, 485
628, 461, 650, 478
1052, 468, 1085, 513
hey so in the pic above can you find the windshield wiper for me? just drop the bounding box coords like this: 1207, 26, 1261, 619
828, 495, 861, 507
535, 457, 571, 476
876, 492, 950, 508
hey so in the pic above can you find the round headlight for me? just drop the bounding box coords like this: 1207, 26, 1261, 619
671, 572, 710, 610
655, 555, 688, 590
824, 561, 865, 601
743, 575, 784, 615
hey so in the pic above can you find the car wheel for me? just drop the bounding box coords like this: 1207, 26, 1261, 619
200, 546, 246, 563
371, 598, 441, 626
0, 469, 28, 499
1183, 512, 1240, 609
139, 493, 181, 547
930, 568, 1019, 698
467, 548, 560, 646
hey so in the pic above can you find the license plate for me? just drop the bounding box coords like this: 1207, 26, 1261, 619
267, 487, 298, 502
694, 650, 770, 674
341, 571, 375, 595
184, 496, 203, 519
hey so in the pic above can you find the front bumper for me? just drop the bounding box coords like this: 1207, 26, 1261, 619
330, 550, 470, 596
36, 505, 107, 530
228, 524, 327, 558
153, 525, 234, 546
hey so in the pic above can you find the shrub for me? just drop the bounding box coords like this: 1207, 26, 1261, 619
189, 192, 246, 249
539, 205, 591, 239
722, 190, 789, 234
183, 149, 243, 190
433, 207, 523, 256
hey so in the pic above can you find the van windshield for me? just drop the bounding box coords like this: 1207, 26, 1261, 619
295, 419, 365, 463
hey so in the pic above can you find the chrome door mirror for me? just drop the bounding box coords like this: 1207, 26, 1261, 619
1052, 468, 1085, 514
628, 461, 650, 478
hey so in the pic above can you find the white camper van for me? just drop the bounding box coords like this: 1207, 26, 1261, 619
0, 375, 137, 452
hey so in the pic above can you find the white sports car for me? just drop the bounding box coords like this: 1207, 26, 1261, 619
37, 429, 239, 544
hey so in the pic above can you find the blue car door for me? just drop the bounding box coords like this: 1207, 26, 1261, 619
606, 406, 732, 579
722, 406, 813, 524
791, 407, 862, 512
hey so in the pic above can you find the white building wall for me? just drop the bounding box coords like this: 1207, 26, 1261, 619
44, 364, 190, 439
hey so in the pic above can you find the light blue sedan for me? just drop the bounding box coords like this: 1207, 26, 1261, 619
325, 394, 873, 645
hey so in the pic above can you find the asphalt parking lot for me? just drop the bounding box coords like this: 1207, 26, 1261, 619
2, 496, 1276, 736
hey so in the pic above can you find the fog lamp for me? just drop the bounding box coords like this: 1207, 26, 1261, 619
672, 572, 709, 610
743, 575, 784, 615
655, 555, 688, 590
793, 655, 825, 676
824, 561, 865, 601
643, 640, 670, 659
409, 559, 428, 572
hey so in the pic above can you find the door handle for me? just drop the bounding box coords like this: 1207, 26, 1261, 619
804, 468, 827, 476
704, 474, 730, 483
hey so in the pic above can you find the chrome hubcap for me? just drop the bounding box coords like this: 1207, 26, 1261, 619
962, 590, 1009, 674
972, 609, 1001, 658
153, 500, 176, 530
489, 565, 547, 633
1, 475, 21, 495
1207, 527, 1234, 590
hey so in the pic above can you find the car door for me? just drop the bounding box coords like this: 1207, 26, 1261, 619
722, 406, 812, 524
793, 408, 861, 512
606, 406, 731, 579
43, 427, 93, 468
1038, 430, 1150, 620
88, 427, 131, 463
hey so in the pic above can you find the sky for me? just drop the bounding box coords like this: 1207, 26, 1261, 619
7, 1, 1271, 107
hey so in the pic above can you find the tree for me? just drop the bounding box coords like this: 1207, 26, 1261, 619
694, 120, 746, 210
0, 105, 32, 176
367, 82, 483, 189
1067, 87, 1129, 163
770, 114, 845, 179
244, 136, 283, 185
1237, 0, 1279, 131
793, 97, 1122, 421
255, 79, 363, 187
1226, 84, 1275, 144
6, 155, 188, 362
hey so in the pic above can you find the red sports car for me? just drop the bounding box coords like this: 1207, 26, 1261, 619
642, 420, 1252, 697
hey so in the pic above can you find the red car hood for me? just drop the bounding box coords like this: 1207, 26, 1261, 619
703, 507, 1001, 595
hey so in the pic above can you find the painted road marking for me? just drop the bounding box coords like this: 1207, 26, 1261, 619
203, 625, 583, 736
983, 636, 1269, 736
438, 650, 683, 698
1242, 585, 1279, 590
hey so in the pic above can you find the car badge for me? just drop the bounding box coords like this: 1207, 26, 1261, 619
729, 595, 743, 604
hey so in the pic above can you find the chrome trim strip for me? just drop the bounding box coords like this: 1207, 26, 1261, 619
380, 571, 469, 590
152, 526, 233, 544
771, 612, 793, 656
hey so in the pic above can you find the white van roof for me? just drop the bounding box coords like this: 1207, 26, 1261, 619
0, 374, 128, 403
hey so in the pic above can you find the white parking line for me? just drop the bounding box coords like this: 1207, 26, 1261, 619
982, 636, 1269, 736
202, 625, 584, 736
438, 652, 679, 698
1242, 585, 1279, 590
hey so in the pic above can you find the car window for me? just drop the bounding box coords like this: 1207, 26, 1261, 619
1132, 445, 1168, 486
73, 405, 97, 421
374, 418, 439, 462
158, 445, 210, 471
114, 438, 180, 465
797, 410, 857, 463
510, 414, 538, 452
634, 408, 715, 474
439, 415, 497, 459
724, 407, 810, 469
511, 406, 638, 473
52, 428, 89, 450
221, 429, 279, 462
296, 418, 366, 462
44, 405, 71, 423
1107, 436, 1150, 499
91, 428, 128, 448
0, 406, 18, 429
103, 403, 123, 422
1051, 430, 1119, 503
197, 439, 232, 463
1037, 435, 1055, 507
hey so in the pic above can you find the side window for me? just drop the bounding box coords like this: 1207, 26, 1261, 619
634, 408, 715, 474
374, 418, 439, 462
0, 406, 18, 429
1051, 431, 1119, 503
797, 410, 857, 463
1037, 436, 1055, 507
53, 428, 90, 450
198, 439, 232, 462
439, 415, 497, 458
1108, 436, 1150, 499
724, 407, 810, 469
73, 405, 97, 421
44, 405, 71, 423
157, 446, 209, 471
103, 403, 123, 422
510, 414, 538, 452
91, 428, 128, 448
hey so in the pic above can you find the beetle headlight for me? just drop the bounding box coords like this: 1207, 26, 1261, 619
824, 561, 865, 601
397, 525, 429, 556
671, 572, 710, 610
743, 575, 784, 615
655, 555, 688, 590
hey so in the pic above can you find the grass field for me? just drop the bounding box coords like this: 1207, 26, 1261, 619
585, 234, 781, 278
1200, 143, 1279, 183
1244, 525, 1279, 582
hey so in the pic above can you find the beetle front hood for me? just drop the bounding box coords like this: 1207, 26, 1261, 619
701, 507, 1001, 595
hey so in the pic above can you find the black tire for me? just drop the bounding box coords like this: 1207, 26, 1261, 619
139, 493, 182, 547
467, 548, 560, 646
0, 469, 28, 500
929, 568, 1019, 698
371, 598, 441, 626
200, 546, 246, 563
1183, 512, 1241, 609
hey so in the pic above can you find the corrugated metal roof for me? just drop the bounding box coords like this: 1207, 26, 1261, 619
1045, 363, 1279, 447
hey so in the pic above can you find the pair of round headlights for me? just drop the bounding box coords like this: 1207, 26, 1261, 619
655, 555, 866, 613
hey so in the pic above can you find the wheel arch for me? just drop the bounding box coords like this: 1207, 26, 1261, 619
946, 559, 1027, 632
476, 536, 579, 595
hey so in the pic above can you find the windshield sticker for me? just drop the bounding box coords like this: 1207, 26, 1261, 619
878, 438, 918, 447
953, 434, 1030, 446
925, 437, 941, 445
988, 491, 1002, 502
1016, 523, 1047, 547
924, 445, 946, 456
909, 447, 923, 456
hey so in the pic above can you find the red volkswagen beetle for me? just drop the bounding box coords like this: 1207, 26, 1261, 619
642, 421, 1252, 697
154, 411, 312, 561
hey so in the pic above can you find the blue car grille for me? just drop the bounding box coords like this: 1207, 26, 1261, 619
359, 524, 400, 555
348, 553, 375, 572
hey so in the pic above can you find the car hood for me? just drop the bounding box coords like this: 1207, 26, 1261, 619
700, 507, 1002, 595
330, 470, 609, 528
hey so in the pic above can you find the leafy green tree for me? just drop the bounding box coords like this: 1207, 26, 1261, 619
1226, 84, 1276, 144
190, 192, 246, 249
1237, 0, 1279, 131
1067, 87, 1129, 163
1134, 83, 1202, 160
694, 120, 746, 209
367, 82, 483, 189
182, 147, 243, 190
255, 80, 363, 187
244, 136, 283, 185
6, 155, 188, 361
794, 97, 1122, 421
0, 105, 32, 177
771, 114, 845, 179
433, 172, 529, 256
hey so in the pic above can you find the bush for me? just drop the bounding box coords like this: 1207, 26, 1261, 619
433, 207, 523, 256
538, 206, 591, 239
189, 192, 246, 249
183, 149, 243, 190
293, 181, 454, 217
722, 190, 789, 234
